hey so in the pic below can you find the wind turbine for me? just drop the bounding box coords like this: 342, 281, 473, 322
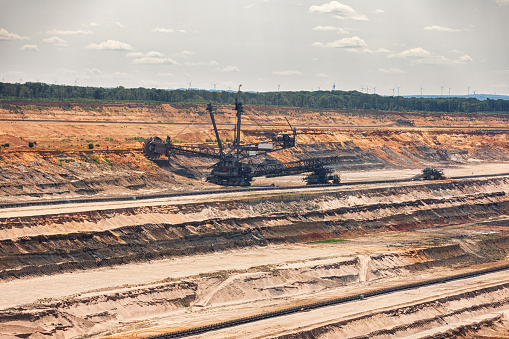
373, 86, 376, 94
448, 87, 452, 95
188, 82, 192, 90
420, 86, 423, 96
213, 83, 217, 91
391, 87, 395, 96
440, 85, 444, 96
277, 84, 281, 92
468, 87, 470, 96
361, 85, 364, 93
397, 86, 401, 96
332, 82, 336, 92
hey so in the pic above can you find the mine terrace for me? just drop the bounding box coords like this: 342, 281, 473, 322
1, 88, 509, 338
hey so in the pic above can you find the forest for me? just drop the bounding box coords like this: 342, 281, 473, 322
1, 81, 508, 113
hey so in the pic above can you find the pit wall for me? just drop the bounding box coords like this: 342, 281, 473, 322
0, 178, 508, 280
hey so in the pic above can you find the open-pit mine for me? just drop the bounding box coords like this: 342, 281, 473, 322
1, 99, 509, 338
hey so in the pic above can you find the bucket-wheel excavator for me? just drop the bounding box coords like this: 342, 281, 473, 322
142, 85, 341, 186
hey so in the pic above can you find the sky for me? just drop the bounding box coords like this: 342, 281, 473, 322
1, 0, 508, 96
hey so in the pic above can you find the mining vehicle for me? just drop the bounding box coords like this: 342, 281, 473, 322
413, 167, 446, 180
396, 118, 415, 126
142, 85, 342, 186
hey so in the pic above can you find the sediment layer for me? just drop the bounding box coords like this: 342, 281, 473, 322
1, 177, 508, 280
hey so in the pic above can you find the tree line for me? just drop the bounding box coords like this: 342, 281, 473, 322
1, 81, 508, 113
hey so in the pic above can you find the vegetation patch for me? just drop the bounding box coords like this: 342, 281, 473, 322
310, 238, 347, 244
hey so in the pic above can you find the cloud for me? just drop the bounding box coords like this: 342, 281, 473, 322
495, 0, 509, 5
84, 68, 130, 79
273, 70, 302, 76
373, 9, 385, 13
315, 73, 331, 78
313, 25, 348, 34
309, 1, 368, 21
218, 66, 240, 72
128, 51, 180, 65
126, 52, 145, 57
389, 47, 432, 58
133, 57, 178, 65
20, 44, 39, 51
115, 22, 125, 28
424, 25, 461, 32
0, 28, 29, 40
312, 36, 367, 49
85, 40, 134, 50
43, 36, 68, 46
184, 60, 218, 66
45, 29, 92, 35
151, 27, 174, 33
146, 51, 164, 57
389, 47, 473, 65
378, 67, 405, 74
174, 50, 195, 58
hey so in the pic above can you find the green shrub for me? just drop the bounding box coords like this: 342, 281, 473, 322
88, 143, 94, 149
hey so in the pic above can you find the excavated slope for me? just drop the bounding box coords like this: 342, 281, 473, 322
1, 177, 508, 281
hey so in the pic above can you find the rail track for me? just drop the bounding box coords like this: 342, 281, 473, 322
1, 172, 508, 210
144, 263, 509, 339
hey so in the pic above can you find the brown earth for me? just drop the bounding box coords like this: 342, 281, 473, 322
0, 101, 509, 338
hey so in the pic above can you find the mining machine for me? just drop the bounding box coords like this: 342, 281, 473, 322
412, 167, 446, 181
142, 85, 341, 186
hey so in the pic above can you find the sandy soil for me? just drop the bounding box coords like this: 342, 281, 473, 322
1, 101, 509, 338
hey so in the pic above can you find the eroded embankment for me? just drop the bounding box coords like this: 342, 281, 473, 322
276, 281, 509, 339
0, 178, 508, 281
2, 240, 509, 339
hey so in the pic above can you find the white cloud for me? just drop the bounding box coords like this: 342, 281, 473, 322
389, 47, 432, 58
495, 0, 509, 5
45, 29, 92, 35
373, 9, 385, 13
20, 44, 39, 51
375, 48, 392, 53
390, 47, 473, 65
151, 27, 174, 33
313, 25, 348, 34
115, 22, 125, 28
84, 68, 130, 79
0, 28, 29, 40
315, 73, 331, 78
424, 25, 461, 32
178, 29, 187, 33
127, 52, 145, 58
85, 40, 134, 51
133, 57, 178, 65
184, 60, 218, 66
174, 50, 195, 58
128, 51, 181, 65
378, 67, 405, 74
218, 65, 240, 72
273, 70, 302, 76
309, 1, 368, 21
146, 51, 164, 57
312, 36, 367, 49
43, 36, 68, 46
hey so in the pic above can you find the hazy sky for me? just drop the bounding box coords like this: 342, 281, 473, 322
1, 0, 508, 95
